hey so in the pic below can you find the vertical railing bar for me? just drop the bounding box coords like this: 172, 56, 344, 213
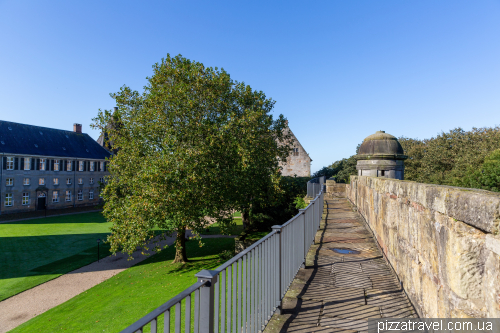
164, 308, 171, 333
194, 289, 200, 333
185, 295, 191, 333
232, 262, 237, 333
221, 270, 226, 333
227, 266, 231, 333
150, 317, 157, 333
175, 302, 181, 333
242, 255, 246, 333
246, 252, 251, 333
237, 258, 242, 333
214, 277, 219, 333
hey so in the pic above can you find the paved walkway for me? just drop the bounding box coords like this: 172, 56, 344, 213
0, 233, 236, 333
265, 197, 417, 333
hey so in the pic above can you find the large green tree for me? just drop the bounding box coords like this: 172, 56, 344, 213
93, 54, 289, 263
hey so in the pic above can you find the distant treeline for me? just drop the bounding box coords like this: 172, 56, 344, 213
313, 127, 500, 192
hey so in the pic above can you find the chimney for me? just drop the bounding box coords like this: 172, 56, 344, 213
73, 123, 82, 133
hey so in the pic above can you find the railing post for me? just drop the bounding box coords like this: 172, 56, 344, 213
195, 270, 218, 333
298, 208, 307, 268
271, 225, 282, 315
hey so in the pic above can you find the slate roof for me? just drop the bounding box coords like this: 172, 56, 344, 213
0, 120, 112, 159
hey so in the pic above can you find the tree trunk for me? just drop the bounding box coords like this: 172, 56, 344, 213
173, 225, 188, 263
241, 208, 250, 231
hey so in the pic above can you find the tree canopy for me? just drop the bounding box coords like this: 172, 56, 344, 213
93, 54, 289, 262
316, 126, 500, 191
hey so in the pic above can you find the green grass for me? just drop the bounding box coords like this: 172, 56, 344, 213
0, 212, 113, 301
11, 238, 235, 333
201, 217, 243, 236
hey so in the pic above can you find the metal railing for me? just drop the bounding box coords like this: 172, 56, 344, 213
121, 189, 324, 333
307, 176, 325, 198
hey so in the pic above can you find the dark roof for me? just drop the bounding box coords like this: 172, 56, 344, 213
357, 130, 406, 160
0, 120, 112, 159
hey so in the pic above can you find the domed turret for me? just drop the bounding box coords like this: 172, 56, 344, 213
356, 131, 407, 179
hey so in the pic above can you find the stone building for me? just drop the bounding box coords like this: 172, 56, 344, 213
280, 126, 312, 177
0, 121, 111, 215
356, 130, 407, 180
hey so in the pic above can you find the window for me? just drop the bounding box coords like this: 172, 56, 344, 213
79, 161, 84, 172
22, 192, 29, 205
293, 148, 299, 156
78, 178, 83, 185
39, 178, 45, 186
6, 157, 14, 170
54, 160, 60, 171
89, 190, 94, 200
90, 162, 94, 172
89, 178, 94, 185
100, 161, 104, 172
39, 158, 46, 171
5, 193, 13, 206
66, 178, 72, 185
77, 189, 83, 201
65, 190, 71, 202
52, 190, 59, 203
23, 178, 30, 185
53, 178, 59, 185
99, 177, 104, 184
6, 178, 13, 186
24, 157, 31, 170
380, 170, 385, 177
67, 160, 72, 171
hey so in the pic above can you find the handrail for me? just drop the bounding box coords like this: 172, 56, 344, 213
120, 281, 205, 333
121, 189, 324, 333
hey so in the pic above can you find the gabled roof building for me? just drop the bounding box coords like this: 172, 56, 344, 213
279, 126, 312, 177
0, 120, 111, 215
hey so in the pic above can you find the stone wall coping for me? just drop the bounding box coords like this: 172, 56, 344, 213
350, 176, 500, 234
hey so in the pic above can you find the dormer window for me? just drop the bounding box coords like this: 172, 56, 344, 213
39, 158, 46, 171
6, 157, 14, 170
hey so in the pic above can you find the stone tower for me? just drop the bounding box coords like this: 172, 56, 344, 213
356, 130, 407, 180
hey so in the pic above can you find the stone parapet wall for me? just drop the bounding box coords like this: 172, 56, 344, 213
347, 176, 500, 318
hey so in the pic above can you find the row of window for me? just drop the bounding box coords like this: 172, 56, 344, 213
5, 177, 104, 187
4, 190, 99, 206
3, 157, 107, 172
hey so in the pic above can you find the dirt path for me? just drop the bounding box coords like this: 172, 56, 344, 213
0, 234, 236, 333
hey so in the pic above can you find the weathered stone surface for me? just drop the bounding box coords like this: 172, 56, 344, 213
348, 176, 500, 318
264, 197, 417, 333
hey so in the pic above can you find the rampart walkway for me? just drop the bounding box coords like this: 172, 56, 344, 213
265, 197, 417, 332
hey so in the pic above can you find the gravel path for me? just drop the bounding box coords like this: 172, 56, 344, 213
0, 233, 236, 333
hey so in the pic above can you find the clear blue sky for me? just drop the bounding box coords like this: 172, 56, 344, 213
1, 1, 499, 174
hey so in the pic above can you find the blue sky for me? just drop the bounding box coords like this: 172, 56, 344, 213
1, 1, 499, 173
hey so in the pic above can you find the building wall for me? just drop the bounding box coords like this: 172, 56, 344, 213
347, 176, 500, 318
1, 155, 108, 215
279, 130, 311, 177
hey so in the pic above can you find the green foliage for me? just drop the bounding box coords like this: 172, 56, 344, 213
293, 195, 307, 209
218, 248, 236, 261
93, 54, 289, 259
399, 127, 500, 189
456, 149, 500, 192
311, 166, 336, 179
247, 176, 309, 231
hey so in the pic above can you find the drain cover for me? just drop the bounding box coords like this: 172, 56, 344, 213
331, 248, 360, 254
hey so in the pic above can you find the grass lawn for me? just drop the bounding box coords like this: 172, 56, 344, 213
12, 237, 235, 333
0, 212, 113, 301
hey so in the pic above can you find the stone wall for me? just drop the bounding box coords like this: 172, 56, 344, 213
347, 176, 500, 318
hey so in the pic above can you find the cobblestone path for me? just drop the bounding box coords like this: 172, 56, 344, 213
265, 197, 417, 333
